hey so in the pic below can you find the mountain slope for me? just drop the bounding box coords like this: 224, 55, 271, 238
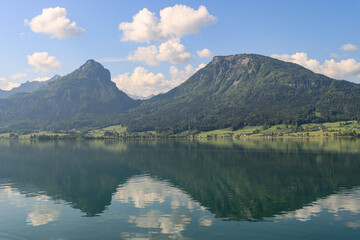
0, 75, 61, 99
122, 54, 360, 133
0, 60, 137, 130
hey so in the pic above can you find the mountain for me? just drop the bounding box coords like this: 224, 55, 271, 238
0, 60, 138, 130
121, 54, 360, 133
0, 75, 61, 99
128, 93, 156, 100
1, 54, 360, 133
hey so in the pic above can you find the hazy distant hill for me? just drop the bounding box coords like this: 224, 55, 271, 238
0, 75, 61, 99
121, 54, 360, 133
0, 60, 138, 130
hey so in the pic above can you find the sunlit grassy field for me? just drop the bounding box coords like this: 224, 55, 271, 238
198, 121, 360, 138
1, 121, 359, 139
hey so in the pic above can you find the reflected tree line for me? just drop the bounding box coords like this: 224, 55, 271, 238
0, 139, 359, 220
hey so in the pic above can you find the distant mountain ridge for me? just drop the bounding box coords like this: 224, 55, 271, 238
0, 75, 61, 99
0, 60, 137, 130
1, 54, 360, 132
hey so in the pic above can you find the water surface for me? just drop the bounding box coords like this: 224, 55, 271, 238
0, 139, 359, 239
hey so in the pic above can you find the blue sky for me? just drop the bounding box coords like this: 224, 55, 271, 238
1, 0, 359, 97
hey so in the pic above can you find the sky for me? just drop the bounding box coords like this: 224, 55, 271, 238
0, 0, 360, 97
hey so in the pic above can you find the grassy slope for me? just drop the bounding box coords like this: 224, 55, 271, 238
1, 121, 360, 139
198, 121, 360, 138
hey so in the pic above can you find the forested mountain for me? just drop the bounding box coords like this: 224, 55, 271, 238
0, 60, 138, 130
121, 54, 360, 133
0, 75, 61, 99
1, 54, 360, 132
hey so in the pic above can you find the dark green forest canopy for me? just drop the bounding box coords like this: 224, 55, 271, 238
1, 54, 360, 133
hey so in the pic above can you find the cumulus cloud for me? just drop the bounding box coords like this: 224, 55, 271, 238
10, 73, 27, 80
128, 38, 192, 65
119, 8, 161, 42
271, 52, 360, 80
112, 63, 205, 98
34, 77, 50, 82
112, 67, 171, 97
0, 77, 20, 90
169, 63, 206, 84
159, 5, 217, 39
340, 43, 359, 51
24, 7, 85, 39
119, 4, 216, 42
197, 48, 213, 58
27, 52, 61, 72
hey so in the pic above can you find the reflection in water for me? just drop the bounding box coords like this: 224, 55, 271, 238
26, 208, 60, 226
276, 188, 360, 222
0, 139, 360, 239
114, 175, 213, 238
0, 184, 61, 227
114, 175, 198, 210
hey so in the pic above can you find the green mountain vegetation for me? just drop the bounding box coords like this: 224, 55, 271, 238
1, 54, 360, 133
121, 54, 360, 133
0, 60, 138, 131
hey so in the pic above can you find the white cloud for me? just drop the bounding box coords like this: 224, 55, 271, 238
197, 48, 213, 58
157, 38, 192, 64
271, 52, 360, 80
25, 7, 85, 39
10, 73, 27, 80
158, 5, 217, 39
112, 67, 171, 97
128, 45, 160, 66
340, 43, 359, 51
112, 63, 205, 98
128, 38, 192, 65
169, 63, 206, 85
27, 52, 61, 72
34, 77, 50, 82
0, 77, 20, 91
119, 4, 216, 42
118, 8, 161, 42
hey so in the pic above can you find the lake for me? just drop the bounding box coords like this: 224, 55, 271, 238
0, 138, 359, 239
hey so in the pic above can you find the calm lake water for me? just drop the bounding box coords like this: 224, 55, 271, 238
0, 138, 360, 239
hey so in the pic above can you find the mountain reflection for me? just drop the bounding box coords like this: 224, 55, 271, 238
113, 175, 212, 238
0, 139, 360, 222
275, 187, 360, 222
0, 184, 61, 226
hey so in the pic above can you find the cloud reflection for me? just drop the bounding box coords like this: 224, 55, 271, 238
26, 208, 60, 226
114, 175, 198, 210
113, 175, 214, 238
276, 188, 360, 222
0, 184, 61, 227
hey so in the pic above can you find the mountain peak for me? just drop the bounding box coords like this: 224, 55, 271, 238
68, 59, 110, 81
79, 59, 105, 71
49, 74, 61, 82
